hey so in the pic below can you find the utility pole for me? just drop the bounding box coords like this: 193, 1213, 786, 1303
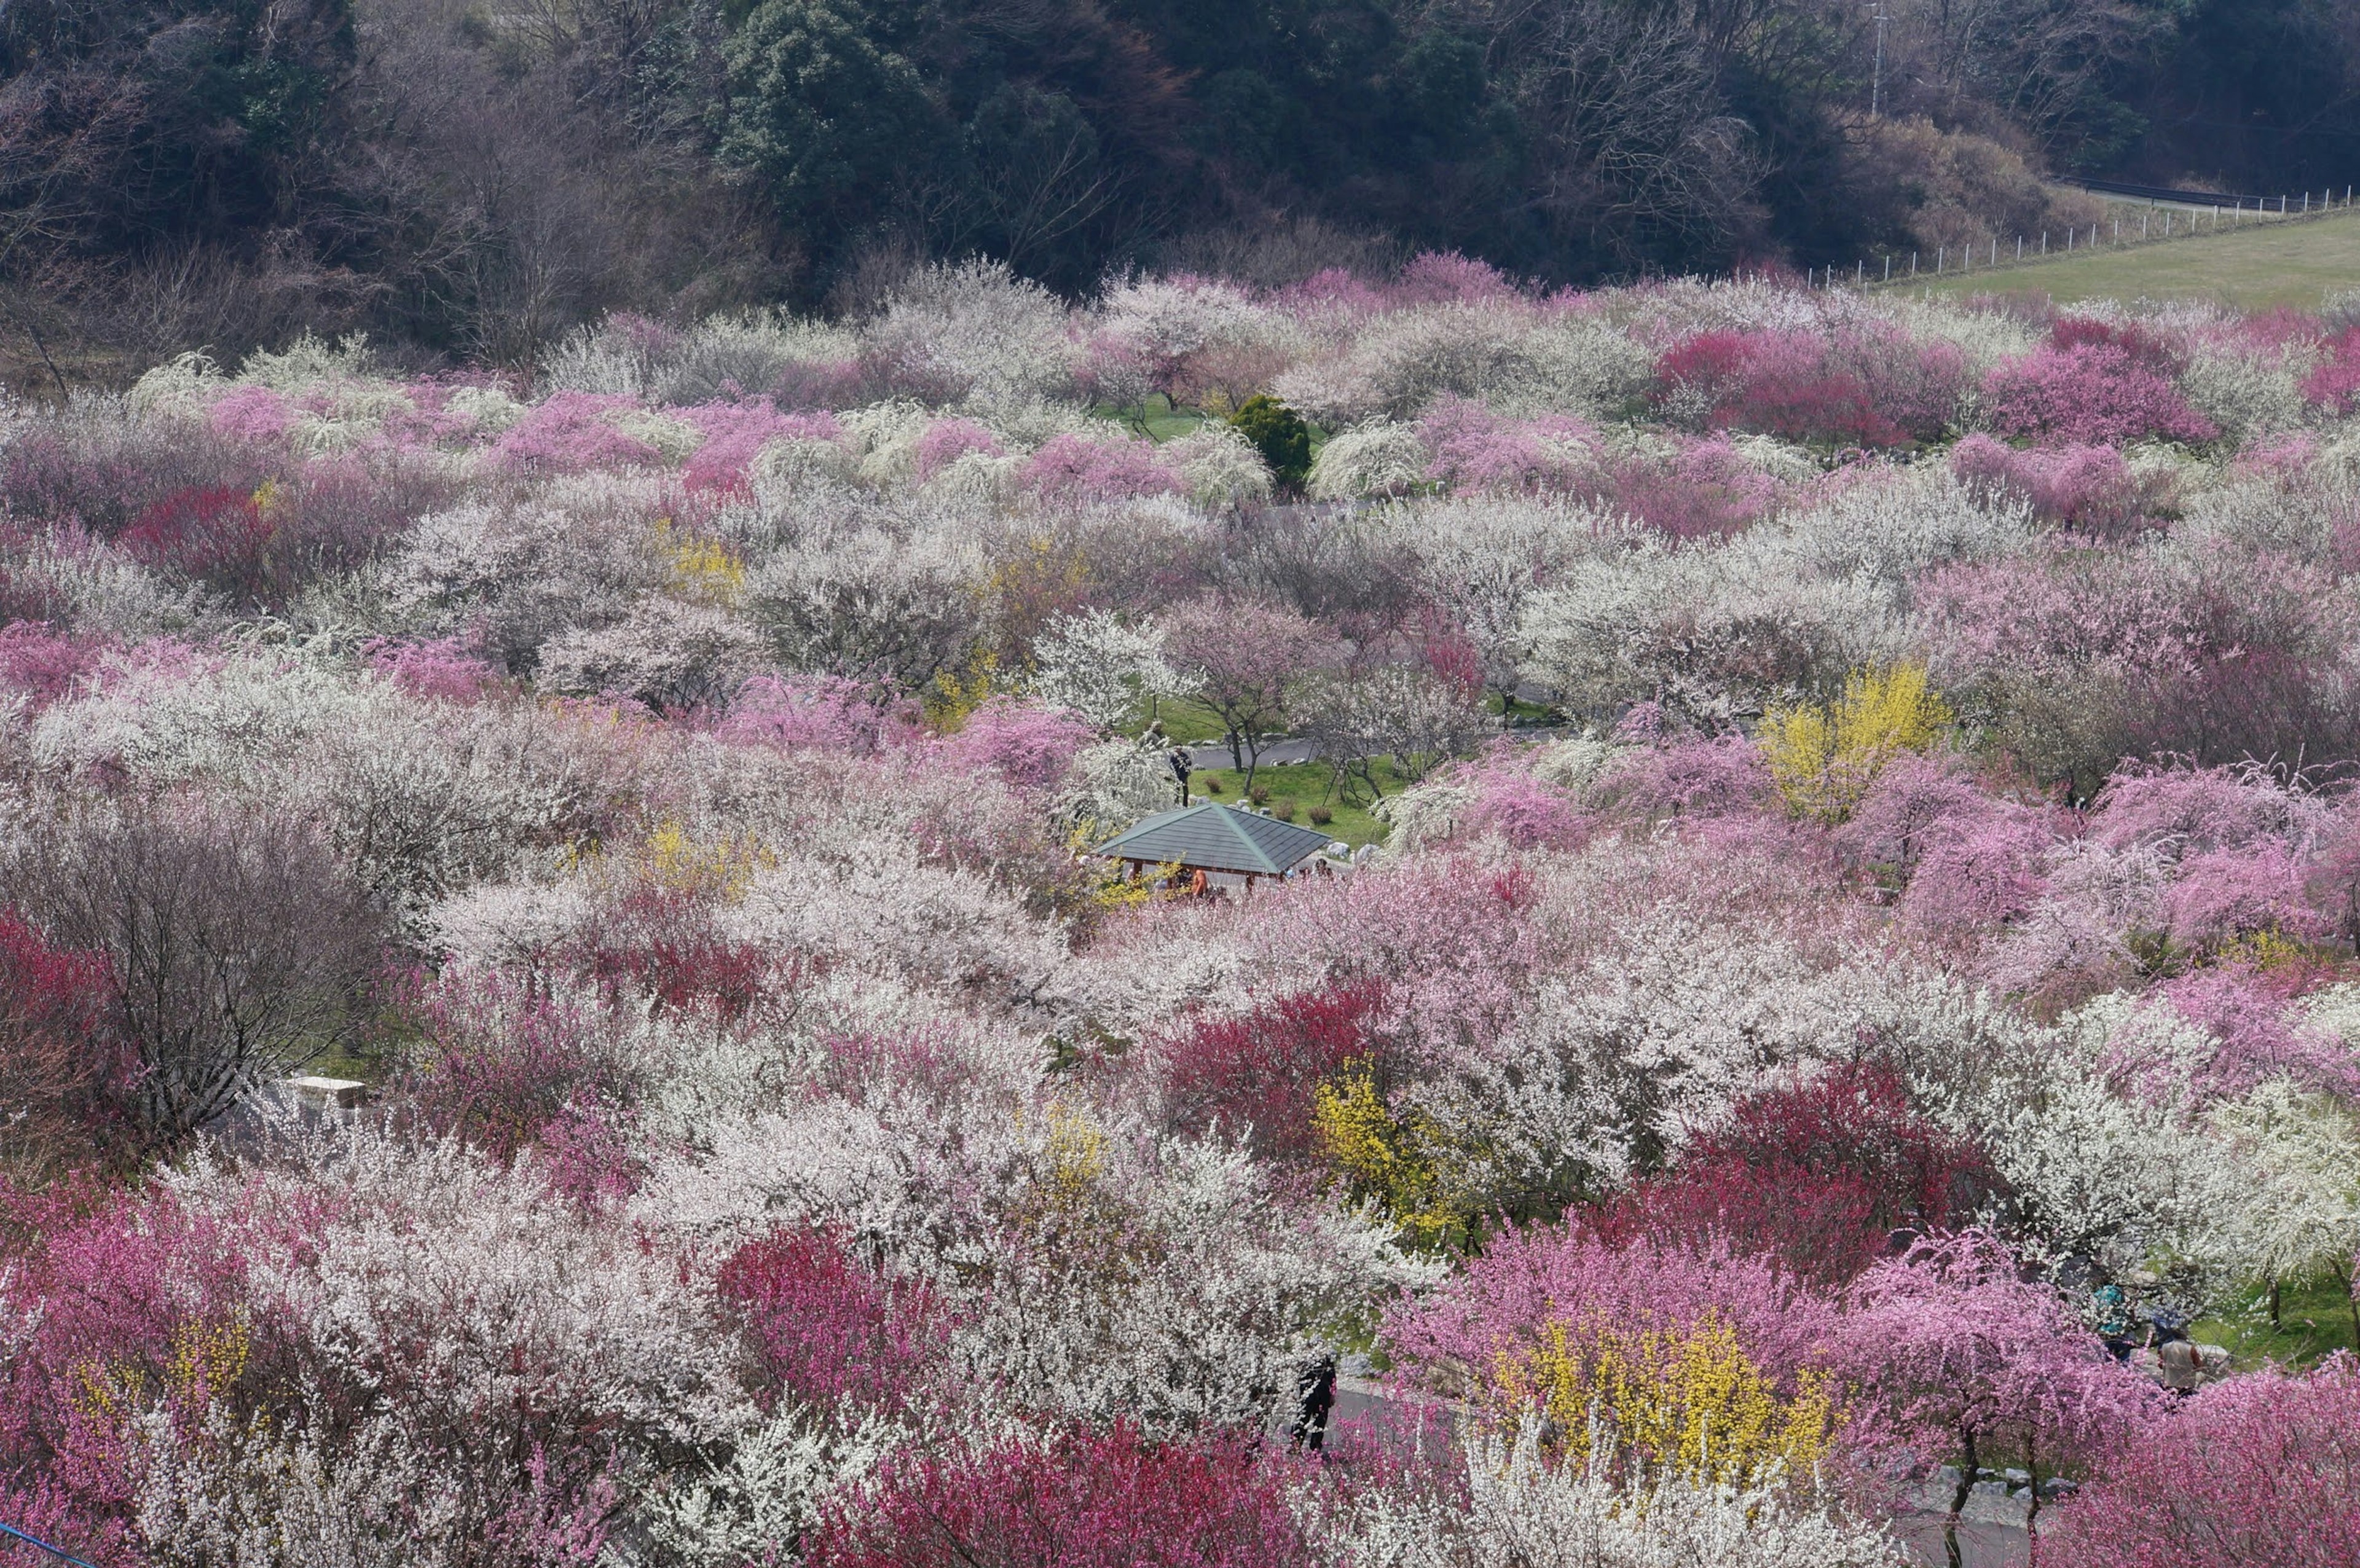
1870, 0, 1889, 118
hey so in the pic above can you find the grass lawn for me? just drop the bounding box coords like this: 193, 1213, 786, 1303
1183, 755, 1412, 849
1143, 694, 1238, 747
1886, 206, 2360, 310
2190, 1276, 2360, 1371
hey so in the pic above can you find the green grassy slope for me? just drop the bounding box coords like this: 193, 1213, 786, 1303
1888, 208, 2360, 310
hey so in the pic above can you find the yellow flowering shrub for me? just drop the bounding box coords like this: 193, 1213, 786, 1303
1313, 1064, 1461, 1248
658, 520, 747, 607
634, 819, 774, 901
73, 1312, 254, 1424
1762, 663, 1952, 822
1495, 1312, 1840, 1488
928, 648, 1008, 727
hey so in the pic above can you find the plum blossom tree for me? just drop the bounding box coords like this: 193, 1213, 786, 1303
2043, 1357, 2360, 1568
2209, 1081, 2360, 1342
1844, 1232, 2161, 1558
1028, 609, 1195, 732
810, 1425, 1317, 1568
1158, 597, 1328, 784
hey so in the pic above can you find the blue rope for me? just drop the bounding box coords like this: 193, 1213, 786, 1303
0, 1519, 101, 1568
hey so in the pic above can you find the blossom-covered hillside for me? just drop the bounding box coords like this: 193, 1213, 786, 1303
3, 259, 2359, 1567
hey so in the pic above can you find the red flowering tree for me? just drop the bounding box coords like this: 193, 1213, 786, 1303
1622, 1063, 2006, 1285
0, 907, 126, 1179
1160, 981, 1385, 1161
809, 1425, 1317, 1568
716, 1226, 945, 1419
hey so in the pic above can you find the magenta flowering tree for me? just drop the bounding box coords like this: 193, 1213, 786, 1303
1843, 1231, 2161, 1551
935, 697, 1096, 795
716, 1225, 945, 1418
1017, 434, 1184, 504
678, 403, 842, 492
914, 417, 1005, 482
493, 391, 664, 474
1983, 321, 2217, 447
0, 1183, 266, 1524
1603, 434, 1786, 539
0, 620, 104, 709
809, 1424, 1318, 1568
117, 484, 276, 598
0, 907, 128, 1180
363, 634, 500, 703
1949, 434, 2166, 537
1158, 979, 1386, 1161
2045, 1357, 2360, 1568
2300, 326, 2360, 415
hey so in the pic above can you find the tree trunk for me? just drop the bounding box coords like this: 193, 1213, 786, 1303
1945, 1425, 1978, 1568
2270, 1276, 2282, 1331
2024, 1433, 2041, 1562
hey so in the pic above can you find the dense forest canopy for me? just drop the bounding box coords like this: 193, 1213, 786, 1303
0, 0, 2356, 365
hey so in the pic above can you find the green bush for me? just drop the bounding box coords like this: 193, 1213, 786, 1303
1227, 395, 1312, 490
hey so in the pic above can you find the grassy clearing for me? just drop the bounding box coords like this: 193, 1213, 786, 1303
1886, 206, 2360, 310
2191, 1276, 2360, 1370
1183, 756, 1414, 849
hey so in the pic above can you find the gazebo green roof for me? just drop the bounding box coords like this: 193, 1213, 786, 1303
1093, 802, 1338, 876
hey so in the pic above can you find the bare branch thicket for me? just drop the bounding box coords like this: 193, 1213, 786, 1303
1502, 0, 1766, 269
1889, 0, 2167, 152
8, 804, 385, 1150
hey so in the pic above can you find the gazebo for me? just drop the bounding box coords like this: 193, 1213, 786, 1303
1093, 802, 1345, 893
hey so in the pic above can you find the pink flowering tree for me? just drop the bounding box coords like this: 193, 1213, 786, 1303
1983, 320, 2217, 447
1417, 398, 1594, 494
493, 391, 664, 473
2042, 1355, 2360, 1568
678, 404, 842, 492
1843, 1231, 2162, 1554
1383, 1223, 1849, 1411
1017, 433, 1184, 504
363, 635, 500, 702
1450, 748, 1592, 851
1159, 596, 1329, 785
717, 673, 917, 754
1653, 327, 1961, 449
935, 696, 1097, 795
1949, 433, 2168, 538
